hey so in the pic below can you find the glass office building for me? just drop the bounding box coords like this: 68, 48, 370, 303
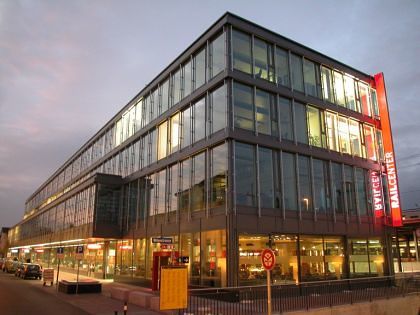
7, 13, 402, 287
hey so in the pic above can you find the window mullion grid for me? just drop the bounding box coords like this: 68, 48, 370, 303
296, 153, 302, 220
329, 161, 337, 223
276, 95, 282, 142
292, 99, 297, 145
205, 149, 210, 218
279, 151, 285, 220
232, 140, 237, 215
253, 86, 257, 136
342, 163, 349, 224
354, 167, 361, 224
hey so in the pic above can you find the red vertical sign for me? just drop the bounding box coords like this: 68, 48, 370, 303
373, 73, 402, 227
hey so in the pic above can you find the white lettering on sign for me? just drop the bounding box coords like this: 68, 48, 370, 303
384, 152, 400, 209
371, 171, 384, 217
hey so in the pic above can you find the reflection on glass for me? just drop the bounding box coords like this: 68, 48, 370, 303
254, 38, 274, 82
232, 29, 252, 74
160, 79, 169, 115
295, 102, 308, 144
358, 82, 371, 117
344, 76, 357, 111
194, 48, 206, 89
235, 142, 256, 207
259, 147, 274, 208
169, 163, 178, 212
324, 237, 344, 280
191, 153, 205, 211
255, 89, 271, 135
333, 71, 345, 107
313, 159, 329, 213
170, 113, 180, 153
211, 143, 227, 208
303, 59, 320, 98
321, 66, 334, 103
193, 98, 206, 142
279, 97, 294, 141
364, 125, 377, 161
181, 107, 191, 149
276, 48, 290, 87
233, 82, 254, 131
172, 69, 182, 105
332, 162, 344, 214
211, 85, 226, 133
348, 120, 362, 157
282, 152, 297, 210
298, 156, 312, 211
345, 165, 356, 215
300, 236, 324, 281
325, 112, 339, 152
338, 116, 350, 154
184, 61, 192, 97
157, 121, 168, 160
291, 54, 304, 92
180, 159, 191, 212
209, 32, 225, 79
355, 168, 368, 215
156, 169, 166, 215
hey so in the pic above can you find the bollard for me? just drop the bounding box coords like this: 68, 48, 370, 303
123, 302, 127, 315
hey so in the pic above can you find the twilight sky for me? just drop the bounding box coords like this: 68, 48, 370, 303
1, 0, 419, 227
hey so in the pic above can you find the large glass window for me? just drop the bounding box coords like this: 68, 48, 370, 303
279, 97, 294, 141
172, 69, 182, 105
313, 159, 330, 213
181, 107, 191, 149
344, 76, 357, 111
255, 89, 274, 136
295, 102, 308, 144
156, 169, 166, 215
338, 116, 350, 154
298, 155, 312, 211
371, 89, 380, 117
210, 143, 227, 208
210, 85, 226, 133
282, 152, 297, 210
191, 152, 205, 211
364, 125, 377, 161
348, 119, 363, 157
358, 82, 371, 117
321, 66, 334, 103
232, 30, 252, 75
170, 113, 180, 153
332, 162, 344, 214
184, 61, 192, 97
355, 168, 368, 215
157, 121, 168, 160
259, 147, 274, 208
233, 82, 254, 131
300, 236, 324, 281
209, 32, 225, 79
194, 48, 206, 89
303, 59, 320, 98
307, 106, 325, 148
325, 112, 339, 152
169, 163, 179, 212
376, 130, 384, 161
291, 54, 304, 92
324, 237, 344, 280
180, 158, 191, 212
368, 239, 384, 276
345, 165, 356, 215
160, 79, 170, 114
333, 71, 345, 107
275, 48, 290, 87
149, 129, 157, 164
235, 142, 256, 207
349, 239, 369, 277
193, 98, 206, 142
254, 38, 274, 82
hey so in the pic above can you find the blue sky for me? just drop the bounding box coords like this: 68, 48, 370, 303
1, 0, 419, 227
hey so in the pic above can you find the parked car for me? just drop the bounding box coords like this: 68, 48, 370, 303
4, 259, 19, 273
20, 263, 42, 280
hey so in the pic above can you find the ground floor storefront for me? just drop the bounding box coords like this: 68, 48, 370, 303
8, 229, 387, 289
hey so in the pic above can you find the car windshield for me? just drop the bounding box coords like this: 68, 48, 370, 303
28, 265, 39, 270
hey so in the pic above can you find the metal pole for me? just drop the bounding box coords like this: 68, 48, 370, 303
267, 270, 272, 315
76, 260, 80, 294
56, 259, 60, 288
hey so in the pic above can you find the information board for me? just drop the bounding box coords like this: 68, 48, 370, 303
159, 267, 188, 310
43, 268, 54, 286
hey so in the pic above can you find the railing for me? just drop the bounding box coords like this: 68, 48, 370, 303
179, 275, 420, 315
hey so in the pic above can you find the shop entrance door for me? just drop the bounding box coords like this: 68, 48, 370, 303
151, 251, 179, 291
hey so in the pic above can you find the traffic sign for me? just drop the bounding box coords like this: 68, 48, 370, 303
261, 248, 276, 270
178, 256, 190, 264
152, 237, 173, 244
57, 247, 65, 260
75, 245, 84, 260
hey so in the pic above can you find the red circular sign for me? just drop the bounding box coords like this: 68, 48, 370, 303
261, 248, 276, 270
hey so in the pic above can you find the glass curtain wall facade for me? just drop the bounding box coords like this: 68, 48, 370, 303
8, 13, 397, 288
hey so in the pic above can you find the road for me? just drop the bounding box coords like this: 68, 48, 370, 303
0, 270, 88, 315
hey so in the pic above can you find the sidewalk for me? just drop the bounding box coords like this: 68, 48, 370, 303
28, 269, 164, 315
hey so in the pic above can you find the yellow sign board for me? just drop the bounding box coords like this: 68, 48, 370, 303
159, 267, 188, 310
